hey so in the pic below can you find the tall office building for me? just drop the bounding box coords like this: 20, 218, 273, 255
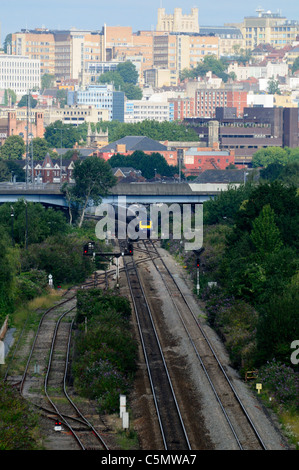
10, 29, 105, 80
153, 33, 219, 78
70, 84, 124, 122
237, 8, 299, 49
0, 55, 40, 96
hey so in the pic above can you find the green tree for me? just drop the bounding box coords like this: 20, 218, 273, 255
278, 161, 299, 187
3, 159, 25, 182
0, 135, 25, 160
44, 121, 82, 148
72, 156, 117, 228
97, 119, 198, 142
98, 67, 142, 100
5, 89, 17, 106
98, 71, 124, 89
41, 73, 56, 89
0, 160, 10, 181
0, 228, 18, 320
0, 201, 69, 247
17, 94, 37, 109
256, 284, 299, 365
56, 89, 67, 108
122, 83, 142, 100
267, 77, 281, 95
32, 137, 49, 161
21, 233, 94, 285
252, 147, 288, 168
108, 150, 177, 179
250, 204, 283, 258
231, 45, 253, 65
232, 182, 299, 249
203, 184, 252, 225
180, 55, 229, 82
116, 61, 139, 85
291, 56, 299, 75
260, 162, 284, 181
3, 34, 12, 54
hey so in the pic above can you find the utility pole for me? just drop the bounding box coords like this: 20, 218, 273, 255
26, 92, 30, 187
54, 127, 63, 183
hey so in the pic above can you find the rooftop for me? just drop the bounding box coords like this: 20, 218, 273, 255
99, 136, 169, 153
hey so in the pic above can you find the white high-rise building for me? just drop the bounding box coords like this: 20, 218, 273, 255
0, 55, 40, 97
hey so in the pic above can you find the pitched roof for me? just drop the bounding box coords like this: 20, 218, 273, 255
99, 136, 168, 153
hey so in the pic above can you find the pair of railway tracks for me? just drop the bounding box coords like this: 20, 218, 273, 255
122, 242, 191, 450
3, 276, 111, 451
134, 239, 267, 451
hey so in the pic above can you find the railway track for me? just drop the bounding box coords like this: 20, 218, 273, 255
44, 316, 109, 450
122, 243, 192, 451
3, 274, 111, 450
142, 239, 267, 451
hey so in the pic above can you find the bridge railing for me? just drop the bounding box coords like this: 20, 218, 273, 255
0, 182, 59, 191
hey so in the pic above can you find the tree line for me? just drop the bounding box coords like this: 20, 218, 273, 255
202, 179, 299, 372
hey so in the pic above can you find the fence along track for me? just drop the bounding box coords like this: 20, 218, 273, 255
143, 239, 267, 451
122, 246, 191, 451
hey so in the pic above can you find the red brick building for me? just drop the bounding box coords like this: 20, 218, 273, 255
0, 111, 44, 146
24, 152, 79, 184
183, 146, 235, 177
169, 97, 195, 121
195, 89, 247, 118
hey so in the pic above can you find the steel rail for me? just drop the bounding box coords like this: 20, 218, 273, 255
62, 320, 110, 450
19, 293, 77, 394
123, 255, 167, 450
145, 240, 267, 451
43, 305, 87, 450
122, 248, 191, 451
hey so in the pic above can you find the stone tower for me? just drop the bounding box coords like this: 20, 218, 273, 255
157, 7, 199, 33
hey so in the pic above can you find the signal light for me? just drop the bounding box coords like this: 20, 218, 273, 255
83, 242, 95, 256
54, 421, 62, 431
127, 243, 133, 256
196, 258, 200, 268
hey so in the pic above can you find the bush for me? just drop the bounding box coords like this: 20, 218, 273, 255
15, 269, 48, 302
202, 286, 258, 370
72, 290, 137, 414
258, 360, 299, 412
21, 234, 94, 286
76, 289, 131, 323
256, 284, 299, 367
0, 382, 41, 450
74, 356, 130, 413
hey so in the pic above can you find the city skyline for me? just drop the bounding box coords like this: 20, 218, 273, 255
1, 0, 298, 44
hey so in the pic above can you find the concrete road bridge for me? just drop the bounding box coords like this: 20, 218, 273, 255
0, 182, 218, 209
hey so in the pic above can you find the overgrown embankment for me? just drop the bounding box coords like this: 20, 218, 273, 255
163, 181, 299, 447
72, 289, 138, 414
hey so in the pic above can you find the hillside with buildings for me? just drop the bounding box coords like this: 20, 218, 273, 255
0, 6, 298, 180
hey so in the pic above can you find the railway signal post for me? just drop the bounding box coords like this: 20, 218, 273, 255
194, 247, 205, 295
83, 241, 133, 288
